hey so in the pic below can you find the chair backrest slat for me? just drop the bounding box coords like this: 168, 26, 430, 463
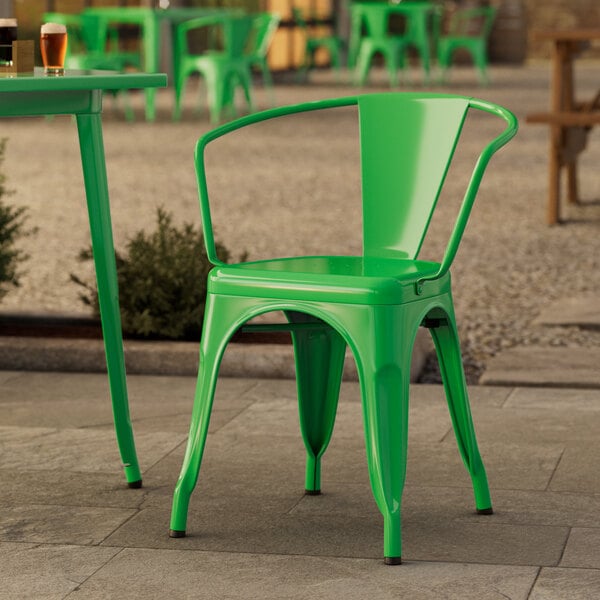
358, 94, 469, 259
226, 16, 255, 58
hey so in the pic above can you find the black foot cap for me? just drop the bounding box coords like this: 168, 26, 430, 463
304, 489, 321, 496
169, 529, 186, 538
384, 556, 402, 566
128, 480, 143, 489
477, 507, 494, 515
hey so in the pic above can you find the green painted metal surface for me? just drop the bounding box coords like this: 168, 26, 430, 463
0, 71, 166, 487
172, 13, 254, 123
169, 92, 518, 563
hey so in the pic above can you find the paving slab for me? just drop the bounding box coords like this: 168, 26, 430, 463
0, 372, 255, 433
0, 470, 144, 509
101, 504, 569, 567
69, 548, 538, 600
560, 528, 600, 569
533, 294, 600, 328
504, 386, 600, 411
479, 346, 600, 388
530, 567, 600, 600
0, 504, 135, 545
405, 440, 563, 492
0, 425, 184, 473
468, 405, 600, 444
548, 444, 600, 494
0, 542, 120, 600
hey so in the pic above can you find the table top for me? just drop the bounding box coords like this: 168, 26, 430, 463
84, 6, 234, 24
0, 68, 167, 93
532, 29, 600, 43
352, 1, 434, 10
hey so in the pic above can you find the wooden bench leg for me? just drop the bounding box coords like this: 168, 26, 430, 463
547, 125, 561, 225
567, 161, 579, 204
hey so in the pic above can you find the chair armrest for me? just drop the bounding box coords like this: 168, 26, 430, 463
195, 97, 358, 265
417, 98, 518, 291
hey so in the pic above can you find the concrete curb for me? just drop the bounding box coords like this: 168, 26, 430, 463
0, 328, 432, 382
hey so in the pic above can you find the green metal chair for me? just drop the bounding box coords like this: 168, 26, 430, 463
172, 14, 255, 124
168, 93, 518, 564
245, 12, 280, 103
352, 3, 407, 87
437, 6, 497, 84
293, 8, 344, 79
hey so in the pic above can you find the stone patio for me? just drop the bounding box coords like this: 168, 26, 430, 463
1, 370, 600, 598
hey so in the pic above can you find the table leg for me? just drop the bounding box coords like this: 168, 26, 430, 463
142, 14, 159, 122
76, 111, 142, 488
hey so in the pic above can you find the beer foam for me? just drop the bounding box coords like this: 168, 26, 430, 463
0, 19, 17, 27
41, 23, 66, 35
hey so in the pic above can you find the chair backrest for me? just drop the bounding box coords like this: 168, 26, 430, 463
226, 15, 255, 57
177, 14, 254, 59
195, 93, 517, 276
358, 94, 468, 259
247, 12, 280, 59
355, 4, 392, 39
448, 6, 497, 38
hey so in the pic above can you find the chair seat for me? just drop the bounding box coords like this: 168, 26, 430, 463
208, 255, 445, 304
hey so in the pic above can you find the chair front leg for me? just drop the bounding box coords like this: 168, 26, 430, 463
348, 305, 415, 564
169, 294, 234, 536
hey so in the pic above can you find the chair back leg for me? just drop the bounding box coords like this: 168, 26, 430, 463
286, 311, 346, 494
427, 308, 492, 512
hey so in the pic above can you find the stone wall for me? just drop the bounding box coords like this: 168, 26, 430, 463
489, 0, 600, 62
525, 0, 600, 59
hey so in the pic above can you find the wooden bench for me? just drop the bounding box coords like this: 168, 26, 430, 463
527, 29, 600, 224
526, 92, 600, 223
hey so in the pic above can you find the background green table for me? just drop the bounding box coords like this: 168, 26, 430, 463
349, 1, 436, 81
0, 69, 167, 487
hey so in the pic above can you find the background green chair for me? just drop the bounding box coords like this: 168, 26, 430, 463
292, 7, 344, 79
437, 6, 497, 84
391, 1, 436, 84
172, 14, 255, 123
352, 3, 407, 87
168, 92, 518, 564
245, 12, 280, 105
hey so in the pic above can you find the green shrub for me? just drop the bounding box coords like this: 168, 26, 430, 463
0, 139, 30, 302
71, 207, 231, 340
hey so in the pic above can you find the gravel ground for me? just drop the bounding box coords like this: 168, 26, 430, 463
1, 63, 600, 382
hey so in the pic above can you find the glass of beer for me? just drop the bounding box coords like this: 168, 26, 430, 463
40, 22, 67, 75
0, 18, 17, 66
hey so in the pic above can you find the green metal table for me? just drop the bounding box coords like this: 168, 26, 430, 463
83, 7, 229, 121
0, 69, 167, 487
